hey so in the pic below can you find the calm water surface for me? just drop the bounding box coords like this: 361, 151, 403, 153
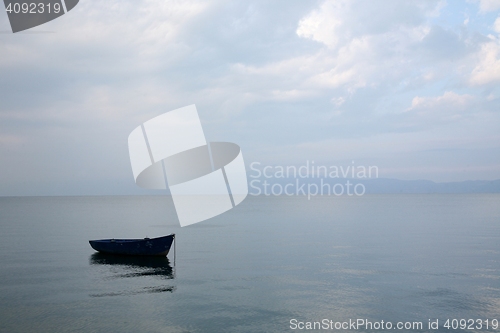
0, 195, 499, 332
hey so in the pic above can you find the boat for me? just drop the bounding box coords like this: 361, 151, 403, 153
89, 234, 175, 256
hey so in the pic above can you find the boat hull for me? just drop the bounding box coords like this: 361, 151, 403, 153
89, 234, 175, 256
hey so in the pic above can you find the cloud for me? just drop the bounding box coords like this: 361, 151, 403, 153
292, 0, 480, 97
1, 0, 500, 195
296, 1, 343, 49
401, 91, 476, 128
408, 91, 474, 111
495, 16, 500, 33
296, 0, 441, 48
470, 40, 500, 85
475, 0, 500, 12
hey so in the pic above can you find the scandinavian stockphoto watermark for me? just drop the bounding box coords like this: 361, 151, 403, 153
290, 318, 425, 331
249, 161, 378, 199
128, 105, 248, 227
3, 0, 79, 33
289, 318, 499, 331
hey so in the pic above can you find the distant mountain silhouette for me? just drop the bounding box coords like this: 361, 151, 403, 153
249, 177, 500, 194
359, 178, 500, 193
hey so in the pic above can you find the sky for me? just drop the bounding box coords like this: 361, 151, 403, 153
0, 0, 500, 196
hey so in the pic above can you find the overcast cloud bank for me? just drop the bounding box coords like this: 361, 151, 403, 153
0, 0, 499, 195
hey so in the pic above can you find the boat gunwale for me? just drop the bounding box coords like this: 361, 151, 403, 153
89, 234, 175, 244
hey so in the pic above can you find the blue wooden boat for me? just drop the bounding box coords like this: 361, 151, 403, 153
89, 234, 175, 256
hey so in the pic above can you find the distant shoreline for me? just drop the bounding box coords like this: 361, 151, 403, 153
0, 178, 499, 197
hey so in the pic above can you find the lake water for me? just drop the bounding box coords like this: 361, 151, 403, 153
0, 194, 499, 332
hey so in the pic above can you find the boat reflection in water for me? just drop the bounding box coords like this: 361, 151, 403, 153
89, 253, 175, 297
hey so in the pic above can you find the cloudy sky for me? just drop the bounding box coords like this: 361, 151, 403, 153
1, 0, 500, 195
